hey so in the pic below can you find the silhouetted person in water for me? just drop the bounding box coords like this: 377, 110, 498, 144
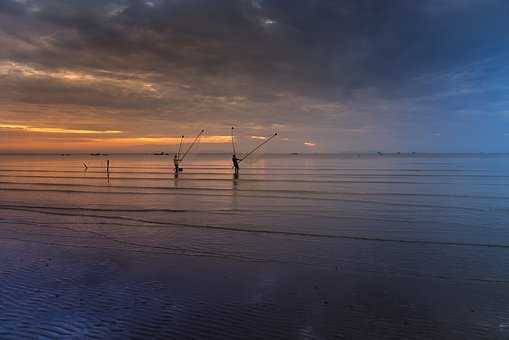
173, 154, 181, 175
232, 154, 239, 176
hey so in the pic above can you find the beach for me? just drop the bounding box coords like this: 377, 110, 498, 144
1, 153, 509, 339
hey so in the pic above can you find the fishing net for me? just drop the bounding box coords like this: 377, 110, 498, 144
241, 145, 266, 166
236, 132, 273, 166
179, 131, 204, 167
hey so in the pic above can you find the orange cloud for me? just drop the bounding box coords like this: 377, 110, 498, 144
0, 61, 160, 97
0, 134, 232, 152
104, 136, 231, 145
0, 124, 123, 134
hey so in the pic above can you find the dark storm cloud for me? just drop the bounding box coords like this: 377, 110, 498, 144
5, 0, 505, 91
1, 0, 509, 151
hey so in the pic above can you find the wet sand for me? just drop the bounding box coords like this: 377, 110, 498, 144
1, 154, 509, 339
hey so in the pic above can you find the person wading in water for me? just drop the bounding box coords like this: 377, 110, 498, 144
232, 153, 239, 176
230, 127, 277, 177
173, 154, 181, 175
172, 130, 204, 176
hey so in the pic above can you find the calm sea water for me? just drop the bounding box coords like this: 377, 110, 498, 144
1, 153, 509, 339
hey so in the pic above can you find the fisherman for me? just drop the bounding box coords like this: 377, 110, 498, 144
232, 154, 239, 175
173, 154, 181, 174
230, 128, 277, 177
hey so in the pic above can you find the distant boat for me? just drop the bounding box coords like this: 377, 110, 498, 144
153, 152, 169, 156
290, 152, 300, 155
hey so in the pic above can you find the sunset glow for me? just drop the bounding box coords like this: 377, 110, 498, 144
106, 136, 232, 145
1, 0, 508, 153
0, 124, 123, 134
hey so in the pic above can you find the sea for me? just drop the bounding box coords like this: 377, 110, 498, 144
1, 153, 509, 339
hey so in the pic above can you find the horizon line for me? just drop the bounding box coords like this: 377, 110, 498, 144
1, 152, 509, 156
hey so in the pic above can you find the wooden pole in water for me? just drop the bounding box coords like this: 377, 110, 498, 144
83, 162, 88, 170
106, 159, 110, 183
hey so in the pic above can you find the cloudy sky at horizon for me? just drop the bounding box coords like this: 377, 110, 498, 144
1, 0, 509, 153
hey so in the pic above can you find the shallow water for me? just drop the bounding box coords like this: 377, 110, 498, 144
1, 153, 509, 339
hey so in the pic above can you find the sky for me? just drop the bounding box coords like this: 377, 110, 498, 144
1, 0, 509, 153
